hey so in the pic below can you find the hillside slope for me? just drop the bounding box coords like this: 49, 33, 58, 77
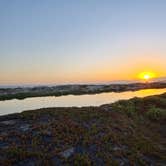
0, 93, 166, 165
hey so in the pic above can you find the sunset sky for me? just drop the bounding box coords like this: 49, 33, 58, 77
0, 0, 166, 85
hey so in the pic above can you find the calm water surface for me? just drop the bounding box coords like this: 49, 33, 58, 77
0, 88, 166, 115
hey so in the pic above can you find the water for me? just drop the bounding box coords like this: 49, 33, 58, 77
0, 88, 165, 116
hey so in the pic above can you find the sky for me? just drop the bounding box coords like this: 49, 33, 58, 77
0, 0, 166, 85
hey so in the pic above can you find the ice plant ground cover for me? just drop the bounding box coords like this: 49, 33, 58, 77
0, 93, 166, 165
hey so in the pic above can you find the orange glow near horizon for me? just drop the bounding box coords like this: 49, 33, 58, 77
0, 65, 165, 85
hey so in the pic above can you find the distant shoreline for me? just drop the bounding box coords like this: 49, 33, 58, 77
0, 82, 166, 101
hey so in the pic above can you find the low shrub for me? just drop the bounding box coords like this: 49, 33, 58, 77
146, 106, 166, 120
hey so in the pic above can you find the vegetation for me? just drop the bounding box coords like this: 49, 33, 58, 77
0, 82, 166, 101
0, 93, 165, 165
112, 92, 166, 120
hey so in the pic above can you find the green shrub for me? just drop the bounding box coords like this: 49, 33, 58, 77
112, 100, 136, 116
146, 106, 166, 120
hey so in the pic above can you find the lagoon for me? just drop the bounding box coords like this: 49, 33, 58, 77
0, 88, 166, 116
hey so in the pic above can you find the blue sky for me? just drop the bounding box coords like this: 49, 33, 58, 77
0, 0, 166, 84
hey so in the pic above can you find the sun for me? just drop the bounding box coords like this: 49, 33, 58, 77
138, 72, 156, 81
143, 74, 150, 80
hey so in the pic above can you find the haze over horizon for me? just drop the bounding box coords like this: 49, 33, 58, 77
0, 0, 166, 85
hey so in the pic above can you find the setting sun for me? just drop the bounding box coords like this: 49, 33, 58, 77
138, 72, 156, 81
